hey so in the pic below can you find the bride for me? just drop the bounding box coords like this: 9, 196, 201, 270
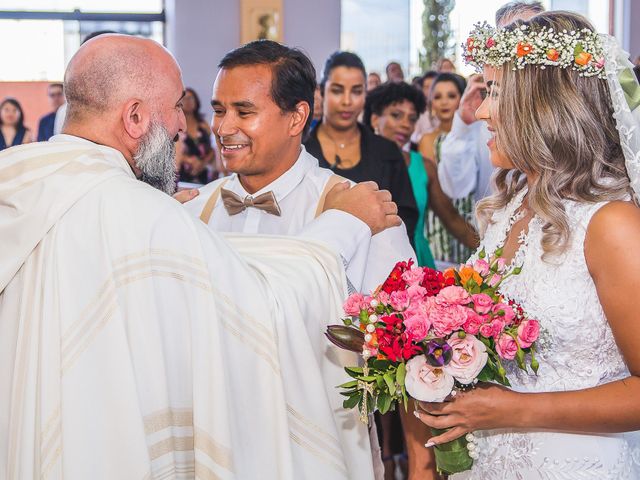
414, 10, 640, 478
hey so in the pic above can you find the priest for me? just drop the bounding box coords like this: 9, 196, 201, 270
0, 35, 400, 479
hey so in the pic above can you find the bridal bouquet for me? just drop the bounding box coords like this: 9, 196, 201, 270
326, 250, 540, 475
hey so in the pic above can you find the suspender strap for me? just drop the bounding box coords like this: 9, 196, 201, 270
314, 175, 348, 219
199, 179, 230, 224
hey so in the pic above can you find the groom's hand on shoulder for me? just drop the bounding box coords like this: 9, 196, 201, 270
323, 181, 401, 235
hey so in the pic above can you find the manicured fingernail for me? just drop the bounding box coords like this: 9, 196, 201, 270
425, 441, 435, 448
413, 410, 420, 418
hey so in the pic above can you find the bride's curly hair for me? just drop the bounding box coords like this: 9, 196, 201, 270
476, 10, 633, 261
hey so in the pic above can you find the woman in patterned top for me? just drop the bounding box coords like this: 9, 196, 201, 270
418, 73, 473, 267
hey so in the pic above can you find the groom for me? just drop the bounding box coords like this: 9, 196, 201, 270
0, 34, 401, 479
184, 41, 426, 478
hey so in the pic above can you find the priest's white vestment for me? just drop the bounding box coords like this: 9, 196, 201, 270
0, 136, 375, 479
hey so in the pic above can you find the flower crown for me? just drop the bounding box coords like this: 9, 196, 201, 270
463, 22, 607, 78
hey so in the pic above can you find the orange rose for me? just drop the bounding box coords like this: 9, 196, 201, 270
575, 51, 592, 66
443, 268, 456, 280
546, 48, 559, 61
459, 266, 482, 287
516, 42, 533, 57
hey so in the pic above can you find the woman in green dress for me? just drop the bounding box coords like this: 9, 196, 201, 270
365, 82, 477, 269
418, 73, 476, 266
363, 81, 478, 480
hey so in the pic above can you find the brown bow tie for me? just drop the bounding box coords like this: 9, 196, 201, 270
220, 188, 281, 217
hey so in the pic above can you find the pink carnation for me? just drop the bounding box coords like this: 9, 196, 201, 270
402, 267, 425, 286
471, 293, 493, 314
343, 293, 365, 316
495, 334, 518, 360
517, 319, 540, 348
407, 284, 428, 302
376, 291, 391, 306
429, 302, 469, 337
390, 290, 411, 311
436, 285, 471, 306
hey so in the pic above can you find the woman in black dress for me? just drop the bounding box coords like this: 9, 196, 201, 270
0, 98, 32, 151
303, 51, 418, 243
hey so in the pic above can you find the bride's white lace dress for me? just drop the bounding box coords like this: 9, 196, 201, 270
452, 189, 640, 479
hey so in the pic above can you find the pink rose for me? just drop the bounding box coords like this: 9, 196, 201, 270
487, 273, 502, 287
493, 303, 515, 324
478, 322, 493, 338
403, 314, 431, 342
496, 258, 507, 273
473, 259, 490, 276
405, 355, 454, 402
463, 311, 484, 335
471, 293, 493, 314
402, 267, 425, 286
430, 303, 469, 337
343, 293, 365, 316
436, 286, 471, 306
517, 319, 540, 348
486, 37, 496, 48
390, 290, 411, 311
444, 334, 488, 384
495, 333, 518, 360
489, 318, 505, 337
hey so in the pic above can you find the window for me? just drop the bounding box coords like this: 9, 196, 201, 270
0, 2, 164, 81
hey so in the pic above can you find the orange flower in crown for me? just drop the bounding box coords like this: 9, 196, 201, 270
546, 48, 560, 62
517, 42, 533, 57
462, 22, 607, 79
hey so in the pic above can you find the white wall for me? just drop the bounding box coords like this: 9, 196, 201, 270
165, 0, 341, 120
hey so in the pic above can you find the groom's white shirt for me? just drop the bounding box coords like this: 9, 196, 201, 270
0, 135, 378, 479
185, 146, 416, 293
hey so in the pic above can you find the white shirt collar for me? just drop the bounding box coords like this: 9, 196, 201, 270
225, 145, 318, 202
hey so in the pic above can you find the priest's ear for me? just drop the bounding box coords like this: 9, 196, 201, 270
288, 100, 310, 138
121, 98, 151, 140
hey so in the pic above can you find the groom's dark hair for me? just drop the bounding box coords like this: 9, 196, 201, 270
219, 40, 317, 135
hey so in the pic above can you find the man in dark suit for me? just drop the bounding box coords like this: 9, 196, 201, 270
37, 83, 65, 141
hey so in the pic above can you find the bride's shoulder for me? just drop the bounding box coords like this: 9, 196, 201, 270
584, 200, 640, 273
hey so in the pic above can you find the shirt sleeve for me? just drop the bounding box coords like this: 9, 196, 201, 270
438, 112, 480, 199
297, 209, 372, 292
361, 224, 416, 293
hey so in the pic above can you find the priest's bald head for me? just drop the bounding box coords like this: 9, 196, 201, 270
63, 34, 186, 194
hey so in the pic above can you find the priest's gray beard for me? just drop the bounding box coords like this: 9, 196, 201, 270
134, 120, 177, 195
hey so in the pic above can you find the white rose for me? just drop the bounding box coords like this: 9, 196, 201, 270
444, 334, 488, 385
405, 355, 454, 402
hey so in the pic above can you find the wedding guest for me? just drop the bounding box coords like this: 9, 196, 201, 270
434, 58, 455, 73
37, 83, 65, 141
436, 1, 544, 205
184, 40, 418, 480
386, 61, 405, 83
175, 87, 216, 185
411, 71, 439, 143
0, 98, 32, 150
368, 72, 382, 91
416, 11, 640, 478
304, 51, 418, 243
364, 80, 478, 480
417, 73, 472, 266
365, 82, 478, 268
